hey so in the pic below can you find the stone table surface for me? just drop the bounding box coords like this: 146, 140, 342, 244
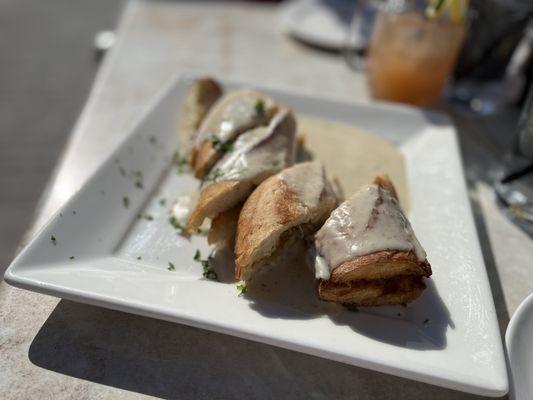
1, 1, 532, 399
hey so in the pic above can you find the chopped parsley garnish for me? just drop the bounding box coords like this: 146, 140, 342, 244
137, 256, 142, 260
159, 198, 166, 206
119, 166, 126, 177
210, 136, 233, 153
72, 210, 76, 215
203, 269, 218, 280
134, 180, 143, 189
50, 235, 57, 244
236, 282, 247, 296
122, 196, 130, 208
192, 250, 217, 280
167, 261, 175, 271
169, 216, 185, 234
149, 136, 157, 144
69, 256, 75, 260
255, 99, 265, 116
193, 249, 201, 261
138, 213, 153, 221
172, 152, 189, 174
133, 170, 142, 178
205, 168, 223, 182
59, 213, 63, 217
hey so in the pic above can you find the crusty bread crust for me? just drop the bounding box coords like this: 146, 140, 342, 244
192, 141, 218, 179
329, 250, 432, 283
372, 174, 398, 201
318, 275, 426, 306
179, 78, 222, 158
235, 167, 337, 281
186, 180, 254, 234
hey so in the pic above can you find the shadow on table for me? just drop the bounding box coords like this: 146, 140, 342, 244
330, 280, 453, 350
28, 300, 488, 400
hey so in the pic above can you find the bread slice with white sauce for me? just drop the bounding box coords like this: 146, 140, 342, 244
313, 175, 432, 306
235, 161, 338, 281
186, 108, 297, 245
190, 90, 278, 178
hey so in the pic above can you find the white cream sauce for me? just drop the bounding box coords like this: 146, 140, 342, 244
171, 191, 199, 226
297, 115, 409, 211
314, 184, 426, 280
314, 254, 330, 280
203, 109, 296, 187
278, 161, 326, 208
194, 90, 274, 149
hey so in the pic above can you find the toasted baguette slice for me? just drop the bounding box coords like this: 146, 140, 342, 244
186, 109, 297, 242
318, 275, 426, 306
313, 175, 431, 307
191, 90, 277, 178
179, 77, 223, 156
235, 161, 338, 281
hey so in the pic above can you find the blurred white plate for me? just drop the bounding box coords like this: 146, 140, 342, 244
4, 75, 507, 397
506, 292, 533, 400
280, 0, 356, 50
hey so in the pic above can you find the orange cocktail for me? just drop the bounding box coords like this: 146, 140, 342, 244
367, 10, 466, 106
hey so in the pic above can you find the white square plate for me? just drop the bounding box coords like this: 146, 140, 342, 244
4, 76, 507, 397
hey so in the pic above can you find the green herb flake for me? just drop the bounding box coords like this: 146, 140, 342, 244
119, 166, 126, 177
149, 136, 157, 144
69, 256, 75, 260
255, 99, 265, 116
167, 261, 175, 271
169, 216, 185, 234
133, 170, 142, 178
193, 249, 201, 261
137, 256, 142, 260
236, 282, 247, 296
139, 213, 154, 221
205, 168, 223, 182
192, 250, 218, 281
159, 198, 166, 206
122, 196, 130, 208
134, 180, 143, 189
50, 235, 57, 244
210, 136, 234, 153
203, 269, 218, 280
172, 152, 189, 174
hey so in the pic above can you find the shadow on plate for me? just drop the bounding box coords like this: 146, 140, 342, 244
242, 240, 452, 352
243, 240, 338, 320
330, 279, 454, 350
27, 299, 476, 400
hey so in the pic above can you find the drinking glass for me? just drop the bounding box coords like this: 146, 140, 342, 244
365, 0, 468, 106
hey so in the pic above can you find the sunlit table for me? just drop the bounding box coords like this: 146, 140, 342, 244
2, 1, 532, 399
